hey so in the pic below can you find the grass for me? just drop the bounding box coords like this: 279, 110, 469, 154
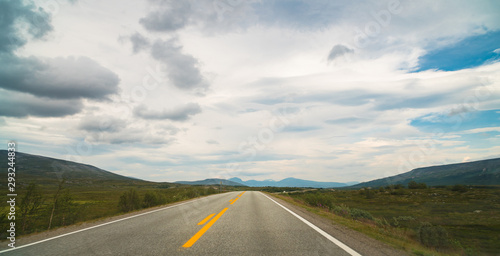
0, 181, 241, 239
274, 186, 500, 256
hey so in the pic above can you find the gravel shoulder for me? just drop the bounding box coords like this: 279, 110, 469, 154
265, 193, 409, 256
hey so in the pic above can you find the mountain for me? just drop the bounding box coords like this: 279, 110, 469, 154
351, 157, 500, 188
0, 150, 153, 186
229, 177, 356, 188
175, 178, 246, 186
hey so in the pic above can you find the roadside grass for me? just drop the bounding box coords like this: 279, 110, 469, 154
273, 186, 500, 256
1, 182, 238, 239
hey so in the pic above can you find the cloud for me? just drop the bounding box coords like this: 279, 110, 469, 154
0, 90, 83, 117
139, 0, 191, 32
325, 117, 369, 125
129, 32, 151, 53
139, 0, 258, 33
327, 44, 354, 61
254, 89, 383, 106
78, 115, 127, 133
139, 0, 348, 34
162, 124, 181, 135
85, 129, 175, 145
254, 1, 348, 29
134, 103, 202, 121
282, 126, 320, 133
0, 0, 120, 118
206, 139, 219, 145
150, 39, 209, 92
0, 56, 120, 100
0, 0, 53, 53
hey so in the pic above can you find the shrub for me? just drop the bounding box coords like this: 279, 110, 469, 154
393, 184, 405, 189
333, 204, 350, 218
408, 181, 427, 189
19, 183, 44, 232
301, 193, 334, 210
360, 188, 375, 199
418, 222, 450, 249
375, 218, 390, 227
350, 208, 373, 220
451, 184, 468, 193
392, 216, 419, 229
390, 189, 406, 195
143, 191, 165, 208
118, 189, 141, 212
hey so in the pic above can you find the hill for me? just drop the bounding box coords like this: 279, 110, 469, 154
229, 177, 356, 188
175, 178, 246, 186
351, 157, 500, 188
0, 150, 156, 186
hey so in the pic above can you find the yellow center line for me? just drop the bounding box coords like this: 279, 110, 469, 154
182, 208, 228, 248
238, 191, 246, 197
197, 213, 215, 226
230, 197, 239, 205
229, 199, 234, 203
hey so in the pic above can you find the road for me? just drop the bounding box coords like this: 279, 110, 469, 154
0, 191, 396, 255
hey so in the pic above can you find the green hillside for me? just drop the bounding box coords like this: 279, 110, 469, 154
0, 151, 226, 239
352, 157, 500, 188
0, 150, 156, 187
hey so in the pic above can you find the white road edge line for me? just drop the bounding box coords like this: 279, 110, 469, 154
0, 193, 227, 253
260, 192, 362, 256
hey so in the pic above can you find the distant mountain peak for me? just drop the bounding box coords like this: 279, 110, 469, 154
228, 177, 355, 188
175, 178, 246, 186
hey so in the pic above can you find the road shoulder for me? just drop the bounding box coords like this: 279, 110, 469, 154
264, 192, 408, 256
0, 193, 228, 251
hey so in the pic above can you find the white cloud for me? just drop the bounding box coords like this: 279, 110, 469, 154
1, 0, 499, 183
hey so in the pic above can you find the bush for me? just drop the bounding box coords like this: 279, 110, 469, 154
118, 189, 141, 212
333, 204, 350, 218
385, 184, 405, 190
301, 193, 334, 210
360, 188, 375, 199
390, 189, 406, 195
142, 191, 165, 208
375, 218, 389, 227
408, 181, 427, 189
392, 216, 419, 229
451, 184, 468, 193
418, 222, 450, 249
350, 208, 373, 220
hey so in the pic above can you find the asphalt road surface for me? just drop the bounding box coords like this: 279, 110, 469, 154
1, 191, 394, 256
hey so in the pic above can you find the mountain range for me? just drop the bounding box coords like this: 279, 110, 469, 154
3, 150, 499, 189
228, 177, 358, 188
174, 177, 358, 188
350, 157, 500, 188
0, 150, 157, 187
175, 178, 245, 186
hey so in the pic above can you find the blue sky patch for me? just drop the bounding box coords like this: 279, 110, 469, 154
416, 30, 500, 72
410, 109, 500, 133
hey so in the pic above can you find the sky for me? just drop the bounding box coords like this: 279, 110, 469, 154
1, 0, 499, 183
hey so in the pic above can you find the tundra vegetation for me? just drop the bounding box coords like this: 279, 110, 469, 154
275, 184, 500, 255
0, 182, 224, 239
